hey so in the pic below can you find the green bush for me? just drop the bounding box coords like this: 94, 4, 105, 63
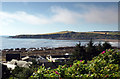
30, 49, 120, 78
2, 64, 11, 79
10, 66, 34, 79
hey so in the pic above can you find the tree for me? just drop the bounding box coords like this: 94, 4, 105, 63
96, 42, 103, 53
102, 41, 112, 50
72, 41, 86, 60
86, 39, 97, 60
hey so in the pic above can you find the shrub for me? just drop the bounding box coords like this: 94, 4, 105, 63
1, 64, 11, 79
10, 66, 34, 79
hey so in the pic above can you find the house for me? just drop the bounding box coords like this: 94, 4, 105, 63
46, 53, 71, 62
3, 63, 16, 70
3, 59, 32, 70
36, 55, 48, 63
27, 48, 36, 51
6, 54, 20, 61
22, 56, 30, 61
21, 55, 48, 63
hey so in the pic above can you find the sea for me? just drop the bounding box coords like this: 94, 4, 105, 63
0, 36, 119, 50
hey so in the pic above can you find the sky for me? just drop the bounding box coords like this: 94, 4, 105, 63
0, 2, 118, 35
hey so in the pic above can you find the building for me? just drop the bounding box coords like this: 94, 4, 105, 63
6, 54, 20, 61
3, 59, 32, 70
46, 53, 71, 62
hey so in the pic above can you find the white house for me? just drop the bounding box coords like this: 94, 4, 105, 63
36, 55, 48, 63
3, 59, 32, 70
46, 54, 70, 62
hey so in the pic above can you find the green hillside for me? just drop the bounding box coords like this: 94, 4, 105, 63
9, 31, 120, 40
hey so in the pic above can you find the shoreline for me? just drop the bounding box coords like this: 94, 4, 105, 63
9, 36, 120, 42
0, 39, 119, 50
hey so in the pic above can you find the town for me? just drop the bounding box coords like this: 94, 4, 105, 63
1, 46, 74, 70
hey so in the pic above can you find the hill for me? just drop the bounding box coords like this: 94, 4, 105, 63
9, 31, 120, 40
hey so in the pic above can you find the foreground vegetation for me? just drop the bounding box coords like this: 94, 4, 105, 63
30, 49, 120, 78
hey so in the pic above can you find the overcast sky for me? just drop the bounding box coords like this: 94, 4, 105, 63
0, 2, 118, 35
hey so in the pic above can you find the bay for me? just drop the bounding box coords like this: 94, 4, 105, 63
0, 36, 119, 50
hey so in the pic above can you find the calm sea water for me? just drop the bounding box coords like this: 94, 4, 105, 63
0, 36, 119, 49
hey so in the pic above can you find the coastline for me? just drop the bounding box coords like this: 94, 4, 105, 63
8, 36, 120, 42
1, 38, 120, 50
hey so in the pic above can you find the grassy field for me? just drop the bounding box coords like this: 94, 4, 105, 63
39, 31, 120, 35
